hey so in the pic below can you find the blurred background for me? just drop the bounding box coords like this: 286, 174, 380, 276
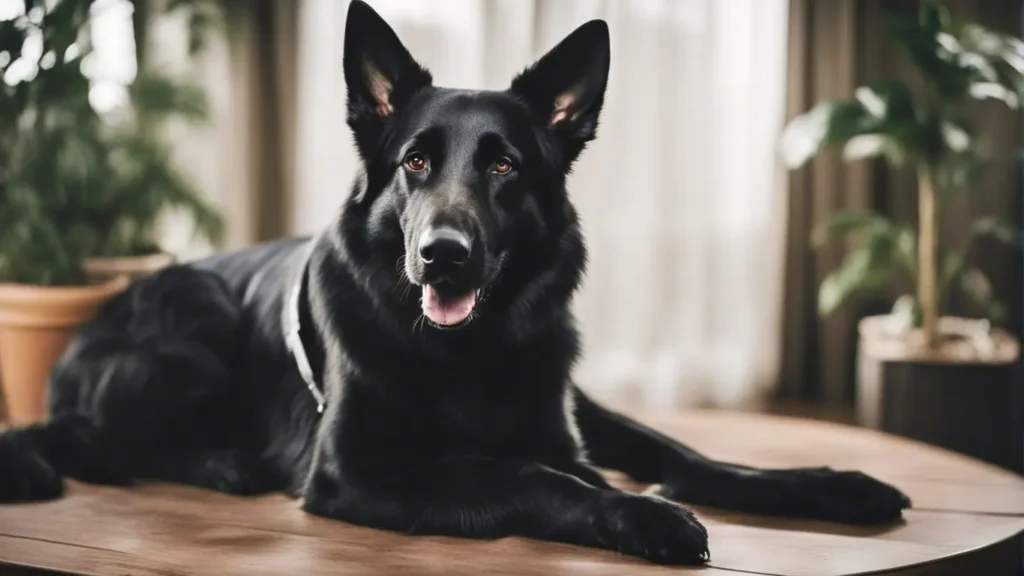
0, 0, 1022, 473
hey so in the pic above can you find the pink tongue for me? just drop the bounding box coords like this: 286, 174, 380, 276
422, 285, 477, 326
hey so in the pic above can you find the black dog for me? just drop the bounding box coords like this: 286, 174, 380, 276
0, 1, 909, 565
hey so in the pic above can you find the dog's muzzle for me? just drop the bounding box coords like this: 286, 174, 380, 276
416, 226, 478, 327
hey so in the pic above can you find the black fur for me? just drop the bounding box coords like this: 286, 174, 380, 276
0, 2, 909, 566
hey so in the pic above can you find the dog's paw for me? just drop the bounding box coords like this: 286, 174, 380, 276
786, 467, 911, 525
195, 450, 265, 495
0, 434, 64, 502
595, 492, 709, 565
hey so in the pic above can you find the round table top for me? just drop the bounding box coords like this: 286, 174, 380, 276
0, 410, 1022, 576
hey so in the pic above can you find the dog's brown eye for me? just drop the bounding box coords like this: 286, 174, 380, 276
405, 152, 427, 171
493, 157, 513, 174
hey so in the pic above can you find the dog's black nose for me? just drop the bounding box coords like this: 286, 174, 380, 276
419, 227, 471, 270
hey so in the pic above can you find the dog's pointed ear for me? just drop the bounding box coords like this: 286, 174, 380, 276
509, 20, 610, 163
343, 0, 432, 158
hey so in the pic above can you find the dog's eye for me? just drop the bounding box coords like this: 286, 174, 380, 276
493, 157, 514, 175
405, 152, 428, 171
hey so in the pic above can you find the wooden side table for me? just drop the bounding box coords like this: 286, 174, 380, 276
0, 411, 1022, 575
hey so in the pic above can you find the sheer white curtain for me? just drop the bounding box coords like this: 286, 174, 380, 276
291, 0, 792, 411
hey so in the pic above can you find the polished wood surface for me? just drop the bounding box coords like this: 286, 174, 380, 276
0, 410, 1022, 576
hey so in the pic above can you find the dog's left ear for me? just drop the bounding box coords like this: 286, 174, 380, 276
343, 0, 433, 159
509, 20, 610, 164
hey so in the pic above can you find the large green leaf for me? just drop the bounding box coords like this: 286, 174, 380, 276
817, 223, 905, 316
811, 211, 891, 248
954, 23, 1024, 106
882, 8, 973, 100
781, 100, 865, 168
967, 81, 1020, 108
856, 79, 918, 124
812, 212, 916, 283
842, 80, 922, 164
781, 81, 920, 168
881, 1, 1023, 109
818, 254, 893, 316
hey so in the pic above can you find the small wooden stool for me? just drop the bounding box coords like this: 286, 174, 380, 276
1, 411, 1022, 575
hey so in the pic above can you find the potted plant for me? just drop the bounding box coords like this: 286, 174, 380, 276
0, 1, 127, 424
779, 1, 1023, 471
0, 0, 226, 423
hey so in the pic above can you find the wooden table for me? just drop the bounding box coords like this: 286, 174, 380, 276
0, 411, 1022, 576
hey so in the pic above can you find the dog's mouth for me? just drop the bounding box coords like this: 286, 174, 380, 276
421, 283, 479, 327
412, 250, 508, 329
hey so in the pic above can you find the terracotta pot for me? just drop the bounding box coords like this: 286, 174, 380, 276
81, 252, 176, 284
0, 276, 130, 425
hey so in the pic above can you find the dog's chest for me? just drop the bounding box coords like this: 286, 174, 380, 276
342, 366, 576, 464
430, 388, 575, 460
334, 328, 582, 465
436, 344, 576, 450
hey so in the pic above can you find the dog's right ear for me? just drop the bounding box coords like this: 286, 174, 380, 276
343, 0, 432, 160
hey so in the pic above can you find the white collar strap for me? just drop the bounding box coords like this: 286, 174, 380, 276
283, 235, 325, 414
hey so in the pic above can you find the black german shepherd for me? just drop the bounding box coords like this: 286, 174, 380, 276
0, 1, 909, 565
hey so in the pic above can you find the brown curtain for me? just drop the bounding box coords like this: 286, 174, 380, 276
242, 0, 299, 242
216, 0, 299, 246
139, 0, 301, 254
779, 0, 1023, 403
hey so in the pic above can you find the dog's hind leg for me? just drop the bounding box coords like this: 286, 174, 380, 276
571, 386, 912, 525
0, 414, 130, 502
0, 267, 260, 502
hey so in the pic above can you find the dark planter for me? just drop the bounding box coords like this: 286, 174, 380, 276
857, 315, 1023, 474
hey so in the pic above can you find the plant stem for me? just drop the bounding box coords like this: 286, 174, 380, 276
917, 164, 939, 346
132, 0, 149, 76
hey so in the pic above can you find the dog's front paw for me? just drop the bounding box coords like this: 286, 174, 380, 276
595, 492, 709, 565
789, 467, 911, 525
0, 434, 63, 502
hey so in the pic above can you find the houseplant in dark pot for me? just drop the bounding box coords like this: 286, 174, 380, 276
779, 1, 1023, 471
0, 0, 224, 423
